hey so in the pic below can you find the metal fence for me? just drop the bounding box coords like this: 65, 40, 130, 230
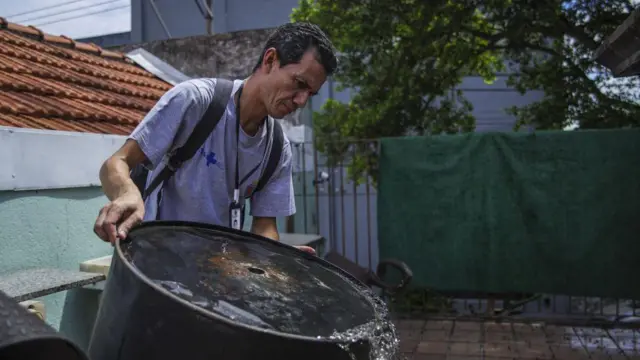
289, 139, 640, 328
290, 140, 379, 269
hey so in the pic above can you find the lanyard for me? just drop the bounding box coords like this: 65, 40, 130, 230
229, 83, 269, 230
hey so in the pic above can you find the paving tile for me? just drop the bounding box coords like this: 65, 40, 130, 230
396, 319, 427, 329
399, 339, 419, 353
450, 330, 481, 342
449, 342, 482, 356
412, 355, 447, 360
609, 355, 631, 360
484, 321, 513, 333
421, 330, 450, 341
515, 342, 553, 359
485, 331, 516, 343
424, 320, 453, 331
396, 318, 640, 360
550, 344, 589, 359
512, 322, 534, 334
527, 323, 547, 342
454, 321, 482, 331
399, 329, 424, 341
484, 342, 519, 358
415, 341, 449, 354
524, 333, 549, 346
574, 327, 609, 337
610, 328, 640, 357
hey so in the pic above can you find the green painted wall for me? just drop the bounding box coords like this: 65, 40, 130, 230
0, 187, 112, 349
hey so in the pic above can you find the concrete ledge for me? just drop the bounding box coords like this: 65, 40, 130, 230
0, 268, 106, 302
79, 255, 113, 276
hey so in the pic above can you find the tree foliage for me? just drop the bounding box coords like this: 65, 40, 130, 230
291, 0, 640, 183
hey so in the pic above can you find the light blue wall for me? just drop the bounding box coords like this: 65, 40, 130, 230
0, 187, 112, 349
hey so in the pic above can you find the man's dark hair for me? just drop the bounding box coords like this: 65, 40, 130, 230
252, 22, 337, 76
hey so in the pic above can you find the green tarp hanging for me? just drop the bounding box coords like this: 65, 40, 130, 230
378, 129, 640, 299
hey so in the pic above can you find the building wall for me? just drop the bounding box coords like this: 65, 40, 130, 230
76, 31, 132, 48
0, 127, 123, 349
0, 187, 112, 348
129, 0, 299, 43
114, 28, 273, 80
211, 0, 300, 34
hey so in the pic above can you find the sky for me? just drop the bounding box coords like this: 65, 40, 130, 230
1, 0, 131, 39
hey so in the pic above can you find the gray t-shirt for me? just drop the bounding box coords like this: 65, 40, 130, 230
129, 78, 296, 226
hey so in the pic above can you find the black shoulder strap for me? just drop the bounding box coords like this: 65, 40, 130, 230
142, 78, 235, 200
254, 119, 285, 194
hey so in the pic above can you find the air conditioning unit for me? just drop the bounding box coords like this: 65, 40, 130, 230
19, 300, 46, 321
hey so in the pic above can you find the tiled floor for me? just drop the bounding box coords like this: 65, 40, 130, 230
394, 319, 640, 359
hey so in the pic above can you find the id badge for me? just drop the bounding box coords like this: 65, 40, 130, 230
230, 203, 242, 230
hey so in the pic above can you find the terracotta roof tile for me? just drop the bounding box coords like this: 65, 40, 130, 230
0, 18, 173, 135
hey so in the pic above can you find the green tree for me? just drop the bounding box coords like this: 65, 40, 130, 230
292, 0, 640, 183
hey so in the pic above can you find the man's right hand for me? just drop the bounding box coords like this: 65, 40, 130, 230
95, 139, 148, 245
94, 191, 145, 245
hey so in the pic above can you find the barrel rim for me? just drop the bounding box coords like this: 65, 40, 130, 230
0, 334, 89, 360
115, 220, 381, 344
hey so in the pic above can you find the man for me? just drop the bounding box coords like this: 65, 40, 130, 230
93, 22, 337, 253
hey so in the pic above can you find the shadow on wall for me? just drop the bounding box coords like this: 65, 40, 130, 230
59, 288, 103, 351
0, 187, 105, 204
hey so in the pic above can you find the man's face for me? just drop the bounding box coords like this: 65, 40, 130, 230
261, 48, 327, 119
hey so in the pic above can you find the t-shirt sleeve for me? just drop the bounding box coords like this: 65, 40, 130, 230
250, 141, 296, 218
129, 80, 209, 169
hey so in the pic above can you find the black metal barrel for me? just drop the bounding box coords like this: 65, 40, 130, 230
88, 221, 397, 360
0, 290, 87, 360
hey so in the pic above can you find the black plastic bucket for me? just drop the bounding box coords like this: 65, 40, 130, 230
88, 221, 394, 360
0, 290, 87, 360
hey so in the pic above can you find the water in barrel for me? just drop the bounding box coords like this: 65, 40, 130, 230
122, 224, 402, 359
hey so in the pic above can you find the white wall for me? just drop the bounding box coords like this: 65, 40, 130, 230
0, 127, 126, 191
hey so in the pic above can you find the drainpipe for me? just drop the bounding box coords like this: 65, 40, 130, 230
205, 0, 213, 34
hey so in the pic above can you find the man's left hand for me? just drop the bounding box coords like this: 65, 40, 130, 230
295, 246, 316, 256
252, 217, 316, 256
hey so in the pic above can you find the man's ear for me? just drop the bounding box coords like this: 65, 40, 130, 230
262, 48, 279, 73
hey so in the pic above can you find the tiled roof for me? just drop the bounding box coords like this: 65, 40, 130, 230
0, 18, 173, 135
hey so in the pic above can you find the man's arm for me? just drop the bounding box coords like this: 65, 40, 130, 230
251, 216, 279, 240
100, 140, 147, 201
248, 139, 318, 253
94, 80, 208, 243
249, 139, 296, 226
94, 140, 148, 244
250, 216, 314, 254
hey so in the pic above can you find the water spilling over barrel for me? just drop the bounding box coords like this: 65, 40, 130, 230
88, 221, 400, 360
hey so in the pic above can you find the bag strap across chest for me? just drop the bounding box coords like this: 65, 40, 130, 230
131, 79, 284, 202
